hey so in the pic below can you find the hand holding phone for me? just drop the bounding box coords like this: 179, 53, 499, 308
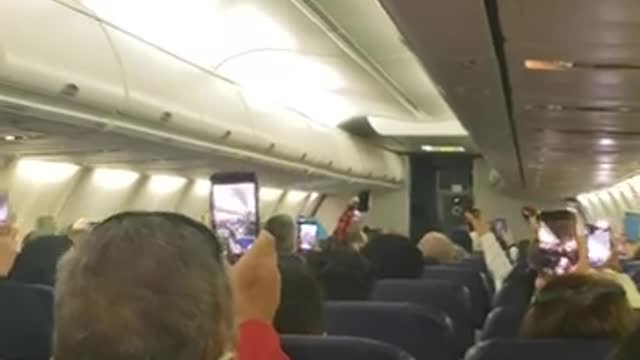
586, 223, 612, 267
210, 172, 259, 256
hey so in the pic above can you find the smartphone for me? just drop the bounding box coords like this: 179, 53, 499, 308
624, 212, 640, 242
0, 192, 8, 225
586, 223, 612, 267
298, 222, 319, 251
492, 218, 508, 239
210, 172, 259, 256
536, 210, 579, 276
357, 190, 371, 213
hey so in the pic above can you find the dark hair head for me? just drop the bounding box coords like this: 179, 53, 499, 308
520, 273, 635, 340
264, 214, 297, 255
54, 212, 233, 360
306, 249, 374, 301
449, 228, 473, 253
274, 261, 324, 335
362, 233, 424, 279
9, 235, 72, 286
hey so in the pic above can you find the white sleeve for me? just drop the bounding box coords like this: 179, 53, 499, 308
479, 232, 513, 290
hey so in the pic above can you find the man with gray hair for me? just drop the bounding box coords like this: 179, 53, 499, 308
54, 212, 288, 360
264, 214, 298, 255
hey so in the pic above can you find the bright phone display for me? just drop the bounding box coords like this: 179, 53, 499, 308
298, 223, 318, 251
536, 210, 579, 276
624, 212, 640, 242
210, 173, 259, 256
586, 223, 611, 267
0, 192, 8, 224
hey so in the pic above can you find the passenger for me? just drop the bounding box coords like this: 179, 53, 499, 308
264, 214, 298, 255
465, 211, 512, 290
450, 228, 474, 253
333, 197, 361, 243
520, 273, 635, 340
64, 218, 96, 245
9, 235, 72, 286
54, 212, 288, 360
307, 248, 374, 300
274, 261, 324, 335
362, 233, 424, 279
417, 231, 467, 265
23, 215, 57, 244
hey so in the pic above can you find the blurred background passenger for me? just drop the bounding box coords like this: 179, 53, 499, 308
417, 231, 467, 265
9, 235, 72, 287
264, 214, 298, 256
362, 233, 423, 279
520, 273, 635, 340
0, 214, 19, 277
23, 215, 57, 244
274, 261, 324, 335
308, 248, 374, 301
449, 228, 474, 253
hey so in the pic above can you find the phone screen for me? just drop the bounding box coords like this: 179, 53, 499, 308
587, 225, 611, 267
357, 190, 371, 213
537, 221, 579, 276
210, 174, 258, 256
624, 212, 640, 242
0, 193, 8, 224
299, 223, 318, 251
492, 218, 508, 239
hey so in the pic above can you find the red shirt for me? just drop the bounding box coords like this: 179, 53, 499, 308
238, 320, 289, 360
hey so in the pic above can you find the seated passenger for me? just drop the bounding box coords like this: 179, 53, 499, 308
23, 215, 58, 244
307, 247, 374, 300
417, 231, 467, 265
520, 273, 635, 340
450, 228, 473, 253
54, 212, 288, 360
9, 235, 72, 287
274, 261, 324, 335
466, 211, 513, 290
362, 233, 424, 279
264, 214, 298, 256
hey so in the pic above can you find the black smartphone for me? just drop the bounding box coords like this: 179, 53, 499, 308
210, 172, 259, 256
0, 192, 8, 225
357, 190, 371, 213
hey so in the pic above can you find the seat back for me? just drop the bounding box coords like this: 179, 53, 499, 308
281, 335, 413, 360
371, 279, 473, 351
422, 267, 490, 327
479, 306, 527, 341
0, 281, 54, 360
466, 339, 612, 360
324, 301, 456, 360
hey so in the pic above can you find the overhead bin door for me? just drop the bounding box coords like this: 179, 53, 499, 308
0, 0, 125, 113
105, 28, 269, 153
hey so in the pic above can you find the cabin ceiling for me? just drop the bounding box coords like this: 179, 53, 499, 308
378, 0, 640, 197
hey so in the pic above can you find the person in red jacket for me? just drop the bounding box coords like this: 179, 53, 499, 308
53, 212, 288, 360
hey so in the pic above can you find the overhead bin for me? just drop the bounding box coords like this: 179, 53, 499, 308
0, 0, 406, 188
0, 0, 126, 114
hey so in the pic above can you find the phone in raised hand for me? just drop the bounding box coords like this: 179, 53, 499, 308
210, 172, 259, 257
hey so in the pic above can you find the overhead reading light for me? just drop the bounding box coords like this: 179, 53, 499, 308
3, 135, 17, 141
599, 138, 615, 146
149, 174, 187, 193
93, 168, 139, 189
421, 145, 466, 153
525, 59, 574, 71
17, 159, 79, 183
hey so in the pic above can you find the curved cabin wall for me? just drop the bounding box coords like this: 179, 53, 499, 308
0, 0, 405, 188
